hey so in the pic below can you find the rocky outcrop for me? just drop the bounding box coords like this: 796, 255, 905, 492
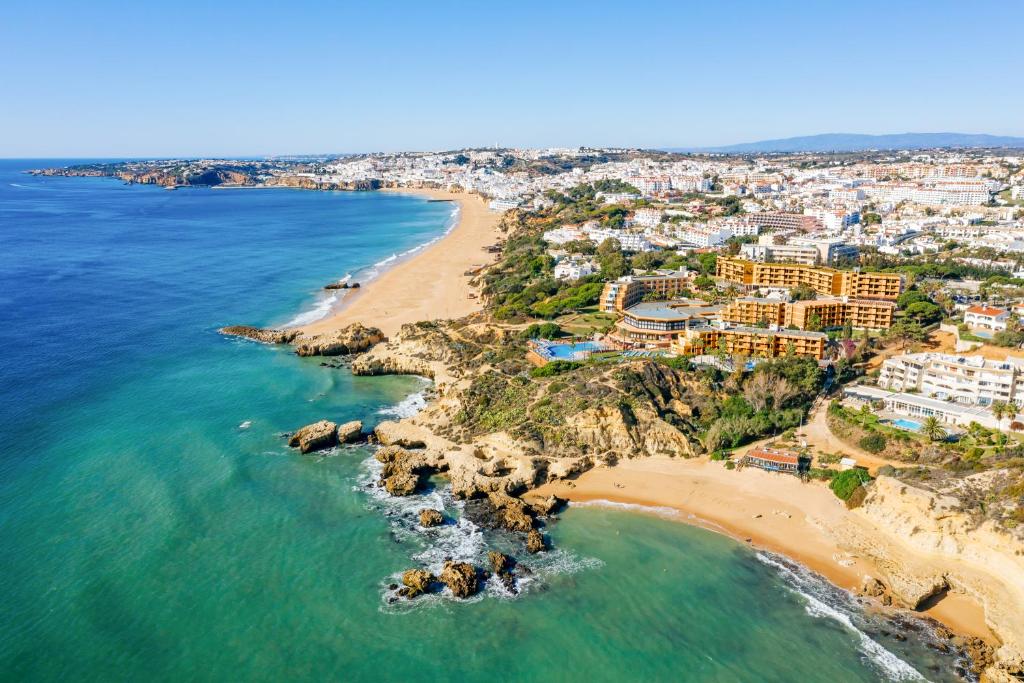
463, 493, 535, 533
288, 420, 338, 453
293, 323, 383, 357
336, 420, 364, 444
219, 325, 299, 344
400, 569, 435, 598
374, 422, 427, 449
849, 476, 1024, 680
526, 529, 546, 554
487, 551, 512, 574
383, 471, 419, 496
419, 509, 444, 527
439, 561, 478, 598
527, 494, 564, 517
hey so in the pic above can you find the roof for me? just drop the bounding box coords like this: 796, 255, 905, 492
966, 305, 1008, 317
747, 447, 800, 465
624, 301, 719, 321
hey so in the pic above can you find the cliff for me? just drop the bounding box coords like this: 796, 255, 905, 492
847, 476, 1024, 680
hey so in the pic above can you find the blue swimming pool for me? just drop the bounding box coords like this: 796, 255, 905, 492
891, 418, 923, 431
539, 341, 605, 361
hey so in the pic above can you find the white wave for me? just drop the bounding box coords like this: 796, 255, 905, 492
238, 420, 252, 429
756, 552, 928, 682
570, 499, 683, 520
283, 290, 339, 327
377, 389, 428, 419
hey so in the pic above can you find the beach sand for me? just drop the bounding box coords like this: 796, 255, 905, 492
527, 455, 994, 641
298, 188, 500, 338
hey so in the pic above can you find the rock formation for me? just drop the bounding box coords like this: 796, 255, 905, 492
526, 529, 545, 554
287, 420, 338, 453
293, 323, 384, 357
400, 569, 435, 598
487, 551, 512, 574
419, 509, 444, 527
383, 471, 420, 496
336, 420, 364, 444
219, 326, 299, 344
439, 561, 478, 598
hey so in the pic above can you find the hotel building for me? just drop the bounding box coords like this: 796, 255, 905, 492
878, 352, 1024, 407
719, 296, 894, 331
599, 270, 694, 313
715, 258, 903, 301
607, 301, 720, 349
673, 325, 827, 360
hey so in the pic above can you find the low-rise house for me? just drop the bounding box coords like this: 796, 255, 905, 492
964, 305, 1009, 333
744, 447, 802, 473
554, 259, 596, 281
878, 352, 1024, 407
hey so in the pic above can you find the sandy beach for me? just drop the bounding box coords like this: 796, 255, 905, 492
527, 455, 994, 641
298, 188, 500, 338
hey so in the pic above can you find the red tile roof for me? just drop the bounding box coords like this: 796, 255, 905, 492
966, 306, 1007, 317
747, 447, 800, 466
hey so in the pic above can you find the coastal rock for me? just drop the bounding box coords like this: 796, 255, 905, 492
400, 569, 435, 598
861, 576, 887, 598
527, 494, 564, 517
293, 323, 384, 357
419, 509, 444, 527
219, 325, 299, 345
287, 420, 338, 453
336, 420, 364, 444
439, 561, 478, 598
383, 471, 420, 496
526, 529, 546, 554
487, 551, 512, 574
462, 493, 535, 533
886, 572, 948, 610
374, 421, 428, 449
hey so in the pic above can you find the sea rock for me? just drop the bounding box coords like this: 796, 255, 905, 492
336, 420, 364, 444
293, 323, 384, 357
383, 471, 420, 496
462, 493, 535, 533
526, 529, 546, 554
400, 569, 435, 598
527, 495, 565, 517
885, 572, 948, 610
487, 551, 512, 574
861, 576, 887, 598
439, 561, 478, 598
419, 509, 444, 527
287, 420, 338, 453
374, 422, 427, 449
219, 325, 299, 345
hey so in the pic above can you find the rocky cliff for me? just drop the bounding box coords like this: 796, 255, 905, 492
848, 476, 1024, 680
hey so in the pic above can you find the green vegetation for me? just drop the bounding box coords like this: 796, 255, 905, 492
859, 433, 887, 453
829, 469, 872, 501
521, 322, 562, 339
530, 360, 583, 377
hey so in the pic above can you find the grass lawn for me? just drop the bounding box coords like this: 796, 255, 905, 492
555, 305, 615, 336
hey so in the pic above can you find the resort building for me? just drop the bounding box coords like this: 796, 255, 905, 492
877, 352, 1024, 407
719, 296, 894, 331
715, 258, 903, 301
740, 237, 859, 267
673, 325, 828, 360
743, 446, 802, 474
607, 301, 720, 349
599, 270, 694, 313
963, 305, 1009, 333
744, 212, 822, 233
553, 259, 596, 281
843, 385, 1000, 430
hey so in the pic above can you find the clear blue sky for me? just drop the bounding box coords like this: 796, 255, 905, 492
2, 1, 1022, 157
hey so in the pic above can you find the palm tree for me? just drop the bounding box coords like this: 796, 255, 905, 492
991, 401, 1008, 430
1006, 402, 1019, 430
921, 416, 947, 442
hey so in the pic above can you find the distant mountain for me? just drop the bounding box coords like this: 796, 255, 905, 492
667, 133, 1024, 154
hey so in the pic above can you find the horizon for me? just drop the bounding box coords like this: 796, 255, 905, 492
2, 1, 1023, 157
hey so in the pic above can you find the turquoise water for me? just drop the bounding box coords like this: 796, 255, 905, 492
537, 340, 605, 360
0, 161, 970, 681
892, 419, 924, 432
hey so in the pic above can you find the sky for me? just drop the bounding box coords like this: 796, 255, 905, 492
1, 1, 1023, 157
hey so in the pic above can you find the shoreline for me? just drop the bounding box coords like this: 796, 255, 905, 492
527, 456, 995, 643
297, 187, 500, 338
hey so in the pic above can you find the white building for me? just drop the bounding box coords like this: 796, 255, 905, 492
843, 385, 1000, 430
633, 208, 664, 228
964, 305, 1010, 332
680, 226, 732, 248
878, 352, 1024, 407
554, 259, 596, 281
488, 198, 521, 211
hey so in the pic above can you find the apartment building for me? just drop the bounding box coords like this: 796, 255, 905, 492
878, 352, 1024, 407
673, 325, 827, 360
599, 270, 693, 313
715, 258, 903, 301
745, 212, 822, 232
721, 296, 895, 330
632, 207, 663, 228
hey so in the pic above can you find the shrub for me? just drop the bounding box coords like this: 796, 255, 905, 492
829, 469, 872, 501
859, 433, 887, 453
725, 461, 736, 470
530, 360, 582, 378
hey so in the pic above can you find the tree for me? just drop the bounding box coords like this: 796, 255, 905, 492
694, 275, 716, 291
830, 469, 872, 501
921, 416, 947, 442
790, 284, 817, 301
886, 320, 925, 349
904, 301, 942, 326
991, 400, 1008, 430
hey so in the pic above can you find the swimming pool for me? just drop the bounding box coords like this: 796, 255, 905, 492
891, 418, 923, 431
538, 341, 605, 361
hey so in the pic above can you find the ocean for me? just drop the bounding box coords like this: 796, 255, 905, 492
0, 159, 970, 682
